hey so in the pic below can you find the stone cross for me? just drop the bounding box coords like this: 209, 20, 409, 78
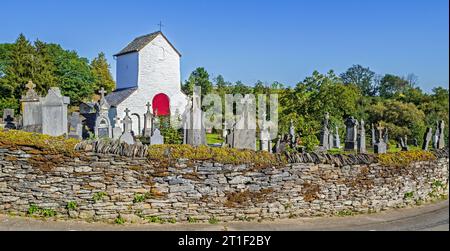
143, 102, 153, 138
334, 126, 341, 149
357, 120, 366, 153
119, 108, 135, 145
21, 80, 42, 132
374, 125, 387, 154
371, 124, 376, 146
320, 113, 330, 150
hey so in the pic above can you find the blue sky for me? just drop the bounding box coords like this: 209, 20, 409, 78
1, 0, 448, 92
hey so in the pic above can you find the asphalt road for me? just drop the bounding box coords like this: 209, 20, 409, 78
0, 200, 448, 231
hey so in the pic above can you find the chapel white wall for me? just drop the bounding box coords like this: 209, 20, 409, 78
116, 52, 139, 89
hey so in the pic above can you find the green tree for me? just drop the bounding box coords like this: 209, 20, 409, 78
34, 40, 57, 94
44, 43, 95, 105
367, 100, 426, 144
1, 34, 36, 100
340, 64, 377, 96
91, 52, 116, 93
182, 67, 212, 97
378, 74, 411, 98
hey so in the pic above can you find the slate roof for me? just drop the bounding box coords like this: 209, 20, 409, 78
105, 87, 138, 107
113, 31, 181, 57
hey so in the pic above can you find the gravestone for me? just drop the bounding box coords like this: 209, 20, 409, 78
112, 117, 123, 140
119, 108, 135, 145
437, 121, 446, 149
328, 133, 334, 150
150, 128, 164, 145
357, 120, 366, 153
334, 126, 341, 149
21, 81, 42, 133
374, 125, 387, 154
232, 95, 256, 150
16, 115, 23, 130
183, 86, 207, 146
422, 128, 433, 150
399, 136, 409, 151
289, 119, 296, 148
68, 112, 83, 139
344, 117, 358, 151
143, 102, 153, 137
222, 121, 228, 147
94, 88, 112, 138
371, 124, 376, 147
259, 121, 270, 152
131, 113, 141, 137
383, 128, 389, 145
2, 109, 14, 122
4, 114, 16, 129
41, 87, 70, 136
320, 113, 330, 150
432, 122, 439, 149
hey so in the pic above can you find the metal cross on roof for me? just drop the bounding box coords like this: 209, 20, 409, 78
157, 21, 164, 32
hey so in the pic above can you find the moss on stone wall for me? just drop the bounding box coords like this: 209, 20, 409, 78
148, 144, 285, 167
0, 129, 79, 156
378, 150, 437, 168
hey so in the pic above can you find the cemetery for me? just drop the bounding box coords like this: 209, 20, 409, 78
0, 79, 448, 224
0, 31, 448, 225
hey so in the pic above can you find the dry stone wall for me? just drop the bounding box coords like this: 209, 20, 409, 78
0, 147, 448, 223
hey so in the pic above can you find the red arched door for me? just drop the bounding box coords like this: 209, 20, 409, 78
152, 93, 170, 116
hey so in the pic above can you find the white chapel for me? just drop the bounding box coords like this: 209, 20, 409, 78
106, 31, 188, 133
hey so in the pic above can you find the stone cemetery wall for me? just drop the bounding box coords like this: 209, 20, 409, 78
0, 147, 448, 223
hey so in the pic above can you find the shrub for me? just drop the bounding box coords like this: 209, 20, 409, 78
27, 204, 56, 218
301, 135, 320, 152
92, 192, 108, 202
133, 194, 146, 203
115, 216, 125, 225
378, 150, 436, 168
66, 201, 77, 210
27, 204, 39, 215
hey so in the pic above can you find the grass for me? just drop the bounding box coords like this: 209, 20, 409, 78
208, 217, 219, 224
206, 133, 223, 145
